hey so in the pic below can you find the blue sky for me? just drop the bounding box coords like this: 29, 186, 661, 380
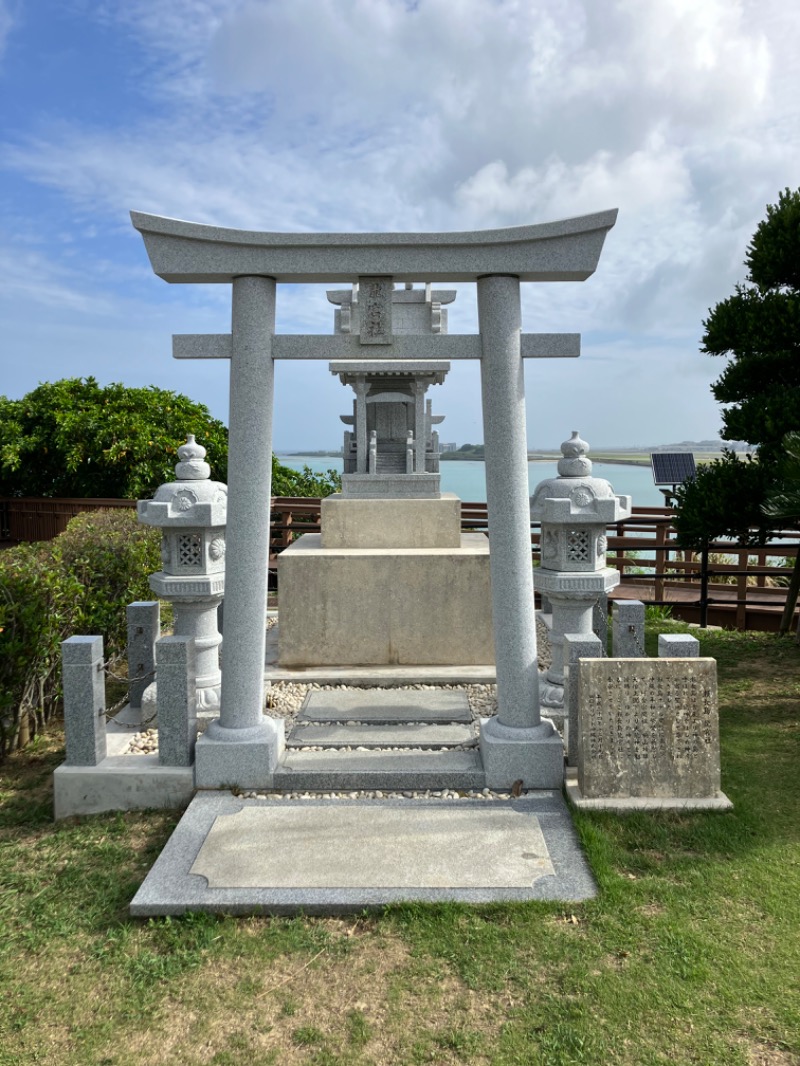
1, 0, 798, 451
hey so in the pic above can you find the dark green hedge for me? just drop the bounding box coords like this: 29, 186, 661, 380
0, 510, 160, 758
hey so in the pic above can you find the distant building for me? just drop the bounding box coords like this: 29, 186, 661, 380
439, 442, 458, 453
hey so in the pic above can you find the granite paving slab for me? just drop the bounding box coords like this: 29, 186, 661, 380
273, 749, 486, 790
130, 791, 597, 915
299, 689, 471, 723
287, 722, 475, 748
191, 806, 554, 888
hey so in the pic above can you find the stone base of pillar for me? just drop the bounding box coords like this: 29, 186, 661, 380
194, 718, 285, 789
479, 716, 564, 789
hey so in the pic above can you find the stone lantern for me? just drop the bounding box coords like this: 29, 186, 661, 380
530, 431, 632, 712
138, 435, 227, 711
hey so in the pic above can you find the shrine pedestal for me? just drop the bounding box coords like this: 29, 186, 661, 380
277, 496, 494, 668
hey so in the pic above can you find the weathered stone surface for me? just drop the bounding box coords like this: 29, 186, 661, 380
577, 658, 724, 799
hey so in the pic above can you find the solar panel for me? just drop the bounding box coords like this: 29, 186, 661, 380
651, 452, 697, 485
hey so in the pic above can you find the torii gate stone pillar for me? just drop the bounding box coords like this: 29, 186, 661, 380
132, 209, 617, 790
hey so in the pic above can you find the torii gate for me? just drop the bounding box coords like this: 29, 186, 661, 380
132, 209, 618, 789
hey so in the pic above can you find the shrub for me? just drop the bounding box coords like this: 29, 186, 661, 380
0, 509, 161, 758
0, 542, 81, 757
55, 509, 161, 655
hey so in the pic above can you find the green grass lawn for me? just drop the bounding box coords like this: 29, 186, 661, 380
1, 624, 798, 1066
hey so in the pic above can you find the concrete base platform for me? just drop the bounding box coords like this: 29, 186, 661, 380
130, 791, 597, 915
53, 719, 195, 819
54, 757, 194, 819
564, 770, 733, 811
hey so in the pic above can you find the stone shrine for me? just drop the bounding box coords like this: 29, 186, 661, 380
329, 282, 451, 498
278, 284, 494, 667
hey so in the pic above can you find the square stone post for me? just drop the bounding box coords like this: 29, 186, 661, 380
126, 601, 159, 710
562, 633, 603, 767
156, 635, 198, 767
658, 633, 700, 657
612, 600, 646, 657
195, 275, 284, 789
62, 636, 107, 766
476, 274, 563, 789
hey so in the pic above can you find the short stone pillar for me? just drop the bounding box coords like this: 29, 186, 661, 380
530, 432, 632, 716
562, 633, 603, 767
125, 601, 160, 724
138, 435, 226, 713
62, 636, 107, 766
658, 633, 700, 658
612, 600, 646, 657
156, 636, 198, 767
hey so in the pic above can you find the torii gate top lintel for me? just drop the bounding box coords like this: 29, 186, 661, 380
130, 209, 618, 284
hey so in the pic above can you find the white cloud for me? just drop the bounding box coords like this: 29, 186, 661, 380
2, 0, 800, 445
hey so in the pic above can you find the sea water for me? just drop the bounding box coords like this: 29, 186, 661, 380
276, 455, 668, 509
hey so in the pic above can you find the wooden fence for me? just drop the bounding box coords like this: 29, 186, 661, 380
3, 496, 797, 631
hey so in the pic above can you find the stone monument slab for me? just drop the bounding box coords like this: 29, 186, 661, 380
576, 658, 731, 806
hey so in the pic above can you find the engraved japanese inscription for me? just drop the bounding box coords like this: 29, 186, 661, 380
358, 277, 393, 345
577, 659, 721, 799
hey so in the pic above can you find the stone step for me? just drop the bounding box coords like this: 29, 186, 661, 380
287, 722, 475, 748
299, 689, 471, 724
273, 749, 486, 791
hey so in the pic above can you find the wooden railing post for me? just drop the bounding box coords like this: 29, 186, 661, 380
736, 550, 749, 630
655, 520, 667, 602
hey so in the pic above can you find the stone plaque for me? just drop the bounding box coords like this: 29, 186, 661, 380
358, 276, 393, 344
577, 659, 722, 799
